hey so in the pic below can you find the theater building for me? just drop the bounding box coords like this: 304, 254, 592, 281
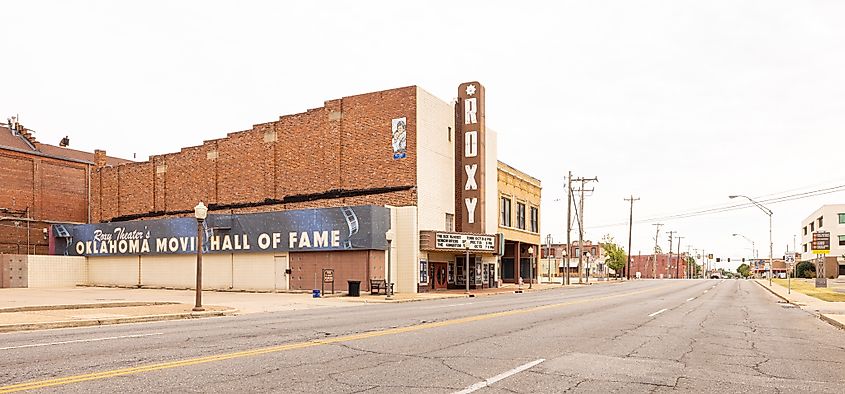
53, 82, 534, 293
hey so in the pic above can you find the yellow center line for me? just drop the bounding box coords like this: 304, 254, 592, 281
0, 283, 677, 393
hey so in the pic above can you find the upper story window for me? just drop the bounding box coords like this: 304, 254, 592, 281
839, 235, 845, 246
804, 226, 808, 236
839, 213, 845, 224
530, 207, 539, 233
500, 197, 512, 227
810, 222, 815, 231
818, 216, 823, 228
803, 243, 807, 252
516, 203, 526, 230
445, 213, 454, 232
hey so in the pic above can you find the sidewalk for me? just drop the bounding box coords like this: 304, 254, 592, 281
0, 282, 567, 333
754, 279, 845, 330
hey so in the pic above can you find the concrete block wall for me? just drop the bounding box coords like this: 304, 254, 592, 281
26, 255, 88, 288
87, 256, 139, 287
231, 253, 275, 290
388, 206, 419, 293
0, 254, 87, 288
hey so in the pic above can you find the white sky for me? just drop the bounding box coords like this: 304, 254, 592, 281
2, 1, 844, 270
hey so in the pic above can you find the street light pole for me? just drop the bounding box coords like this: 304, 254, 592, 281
729, 195, 773, 286
528, 246, 534, 289
546, 234, 552, 284
464, 240, 470, 294
193, 202, 208, 312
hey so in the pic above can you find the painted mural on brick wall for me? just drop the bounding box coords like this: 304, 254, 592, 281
53, 206, 390, 256
391, 117, 407, 159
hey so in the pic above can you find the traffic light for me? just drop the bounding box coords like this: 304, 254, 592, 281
728, 258, 731, 262
708, 253, 713, 259
742, 258, 745, 262
716, 258, 721, 262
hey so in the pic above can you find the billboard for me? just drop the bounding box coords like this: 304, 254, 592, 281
54, 205, 390, 256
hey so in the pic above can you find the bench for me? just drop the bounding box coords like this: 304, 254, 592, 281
370, 279, 393, 295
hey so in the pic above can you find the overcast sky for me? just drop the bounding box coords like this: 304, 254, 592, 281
2, 1, 844, 270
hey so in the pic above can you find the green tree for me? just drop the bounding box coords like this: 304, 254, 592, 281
737, 263, 750, 278
601, 235, 627, 277
795, 261, 815, 278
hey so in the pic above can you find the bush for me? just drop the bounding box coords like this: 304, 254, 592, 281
795, 261, 816, 278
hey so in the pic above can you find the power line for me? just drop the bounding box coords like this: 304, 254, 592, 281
587, 183, 845, 230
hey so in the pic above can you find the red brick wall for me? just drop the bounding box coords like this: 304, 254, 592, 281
93, 86, 419, 222
630, 254, 689, 279
0, 149, 89, 254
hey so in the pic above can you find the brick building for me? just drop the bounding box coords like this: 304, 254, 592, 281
0, 120, 127, 254
497, 161, 541, 284
55, 82, 532, 294
629, 253, 689, 279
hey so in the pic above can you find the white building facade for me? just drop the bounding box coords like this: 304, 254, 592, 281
800, 204, 845, 278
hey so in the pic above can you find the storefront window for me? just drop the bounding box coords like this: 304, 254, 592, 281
500, 197, 512, 227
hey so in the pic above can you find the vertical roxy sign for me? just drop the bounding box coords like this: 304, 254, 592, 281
456, 81, 486, 233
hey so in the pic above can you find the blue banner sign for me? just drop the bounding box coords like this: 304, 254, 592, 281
54, 205, 389, 256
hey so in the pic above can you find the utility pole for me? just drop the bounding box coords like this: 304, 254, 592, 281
676, 236, 684, 279
652, 223, 662, 279
624, 196, 639, 280
572, 176, 598, 284
546, 234, 553, 283
565, 171, 572, 286
667, 231, 675, 279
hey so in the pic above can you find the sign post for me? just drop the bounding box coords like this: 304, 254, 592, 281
322, 269, 335, 295
785, 253, 795, 294
811, 231, 830, 288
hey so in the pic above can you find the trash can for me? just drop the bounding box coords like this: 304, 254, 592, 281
312, 289, 321, 298
347, 280, 361, 297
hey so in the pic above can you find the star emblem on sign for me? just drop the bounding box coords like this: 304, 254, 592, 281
465, 84, 476, 96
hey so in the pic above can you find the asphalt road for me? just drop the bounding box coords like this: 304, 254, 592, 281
2, 279, 844, 393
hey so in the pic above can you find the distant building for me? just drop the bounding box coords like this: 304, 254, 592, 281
539, 241, 605, 280
749, 259, 787, 278
629, 253, 689, 279
0, 122, 128, 254
800, 204, 845, 278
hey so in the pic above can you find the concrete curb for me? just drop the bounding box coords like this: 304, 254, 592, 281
818, 314, 845, 330
332, 283, 570, 303
753, 280, 792, 304
0, 302, 179, 314
753, 280, 845, 331
0, 309, 238, 333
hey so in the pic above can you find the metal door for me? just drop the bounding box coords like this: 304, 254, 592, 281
274, 255, 289, 290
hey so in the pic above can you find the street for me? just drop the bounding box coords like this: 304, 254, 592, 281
2, 280, 844, 393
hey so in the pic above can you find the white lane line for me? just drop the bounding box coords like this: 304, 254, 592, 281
648, 308, 668, 317
686, 297, 696, 302
0, 332, 164, 351
454, 358, 545, 394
